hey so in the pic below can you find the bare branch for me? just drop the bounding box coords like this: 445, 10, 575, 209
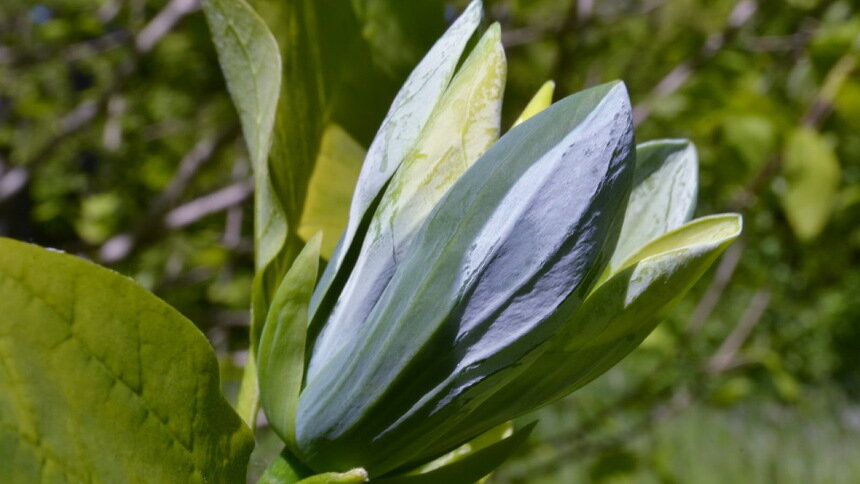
165, 179, 254, 229
633, 0, 758, 126
706, 289, 771, 373
136, 0, 202, 53
687, 241, 745, 334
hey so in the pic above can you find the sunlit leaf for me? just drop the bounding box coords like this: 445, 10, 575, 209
309, 0, 484, 328
258, 234, 321, 454
203, 0, 286, 425
0, 238, 254, 483
779, 126, 841, 241
457, 214, 742, 435
608, 139, 698, 274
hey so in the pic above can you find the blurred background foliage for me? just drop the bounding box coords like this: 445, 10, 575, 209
1, 0, 859, 482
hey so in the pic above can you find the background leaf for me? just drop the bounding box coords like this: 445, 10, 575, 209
457, 214, 742, 438
779, 126, 842, 241
512, 80, 555, 127
298, 126, 365, 259
0, 238, 254, 483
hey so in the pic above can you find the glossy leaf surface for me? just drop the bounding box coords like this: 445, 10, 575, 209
608, 139, 698, 273
307, 21, 506, 381
459, 214, 742, 435
780, 126, 841, 241
297, 81, 635, 474
0, 238, 254, 483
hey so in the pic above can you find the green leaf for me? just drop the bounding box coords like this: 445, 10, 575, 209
258, 234, 322, 454
298, 125, 366, 259
456, 214, 742, 433
297, 81, 635, 474
779, 126, 842, 241
258, 449, 367, 484
403, 422, 512, 474
512, 80, 555, 127
297, 470, 368, 484
372, 423, 535, 484
309, 0, 484, 327
307, 21, 506, 381
203, 0, 284, 273
258, 448, 313, 484
0, 238, 254, 483
608, 139, 698, 274
203, 0, 286, 426
351, 0, 446, 79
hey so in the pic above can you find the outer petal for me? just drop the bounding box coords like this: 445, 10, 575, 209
297, 82, 635, 475
307, 23, 506, 381
607, 139, 698, 274
308, 0, 483, 325
434, 214, 742, 450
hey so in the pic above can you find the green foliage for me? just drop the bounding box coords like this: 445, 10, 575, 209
258, 234, 321, 454
2, 0, 859, 482
779, 126, 841, 241
0, 238, 253, 483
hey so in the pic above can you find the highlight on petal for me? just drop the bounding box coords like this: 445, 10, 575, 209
296, 81, 635, 475
307, 22, 507, 381
446, 214, 742, 444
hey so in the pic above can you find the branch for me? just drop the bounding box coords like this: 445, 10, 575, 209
98, 128, 240, 263
632, 0, 758, 126
135, 0, 202, 53
165, 179, 254, 229
705, 289, 771, 373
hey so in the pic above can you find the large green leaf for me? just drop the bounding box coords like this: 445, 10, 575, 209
203, 0, 285, 425
608, 139, 698, 274
351, 0, 446, 80
258, 234, 321, 455
307, 21, 506, 381
203, 0, 283, 274
308, 0, 484, 329
780, 126, 842, 241
0, 238, 254, 483
451, 214, 742, 440
297, 81, 635, 475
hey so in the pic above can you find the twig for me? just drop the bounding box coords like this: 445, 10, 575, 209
687, 241, 745, 334
165, 179, 254, 229
706, 290, 771, 373
135, 0, 202, 53
98, 127, 240, 263
632, 0, 758, 126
